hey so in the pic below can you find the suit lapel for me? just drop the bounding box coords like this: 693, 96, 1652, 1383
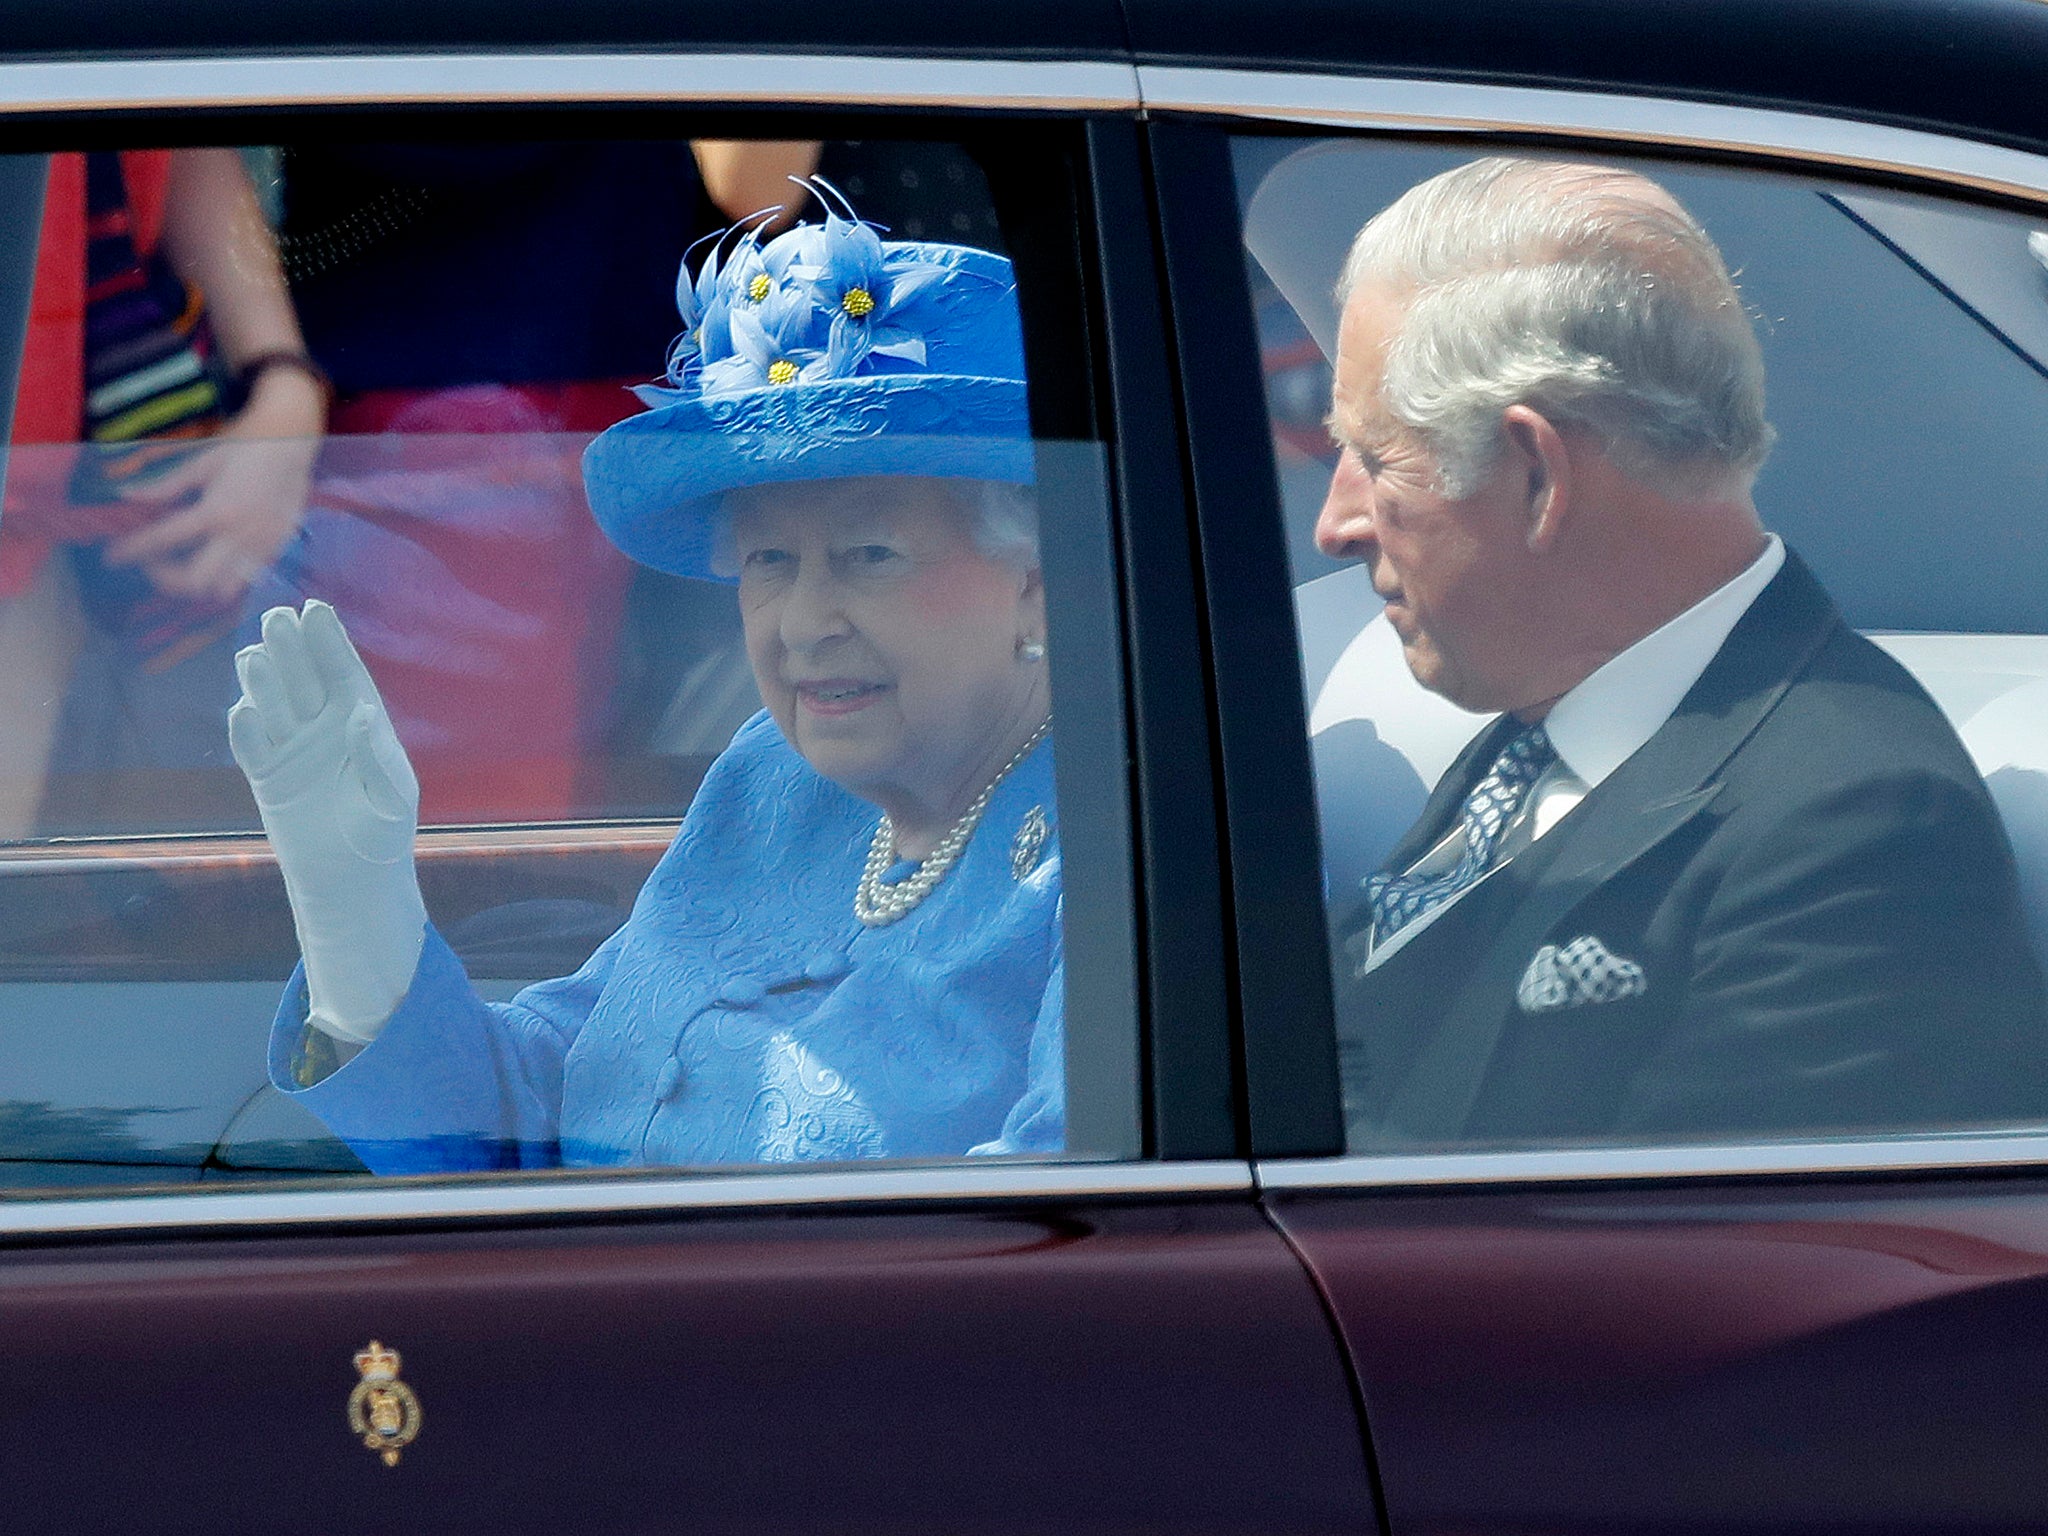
1378, 551, 1846, 1144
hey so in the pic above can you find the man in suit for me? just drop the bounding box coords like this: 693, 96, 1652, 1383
1318, 157, 2048, 1146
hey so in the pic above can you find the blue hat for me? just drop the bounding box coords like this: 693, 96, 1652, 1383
583, 187, 1031, 580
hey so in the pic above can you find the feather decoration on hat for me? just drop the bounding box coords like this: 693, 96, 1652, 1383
587, 180, 1030, 580
645, 179, 982, 407
792, 181, 951, 369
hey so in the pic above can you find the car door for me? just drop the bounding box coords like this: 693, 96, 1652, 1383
0, 38, 1378, 1536
1145, 39, 2048, 1536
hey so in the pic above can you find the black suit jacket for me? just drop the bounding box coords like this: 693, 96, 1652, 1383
1336, 551, 2048, 1146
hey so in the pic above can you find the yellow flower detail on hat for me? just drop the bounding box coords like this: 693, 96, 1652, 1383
841, 286, 876, 319
748, 273, 772, 303
766, 359, 799, 385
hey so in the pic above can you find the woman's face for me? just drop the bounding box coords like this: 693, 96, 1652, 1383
730, 477, 1046, 826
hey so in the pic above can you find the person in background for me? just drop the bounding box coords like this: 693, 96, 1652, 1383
0, 147, 324, 836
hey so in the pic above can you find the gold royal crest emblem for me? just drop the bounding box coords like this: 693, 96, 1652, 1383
347, 1340, 422, 1466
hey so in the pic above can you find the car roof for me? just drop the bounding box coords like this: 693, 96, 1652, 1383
7, 0, 2048, 163
0, 0, 1131, 65
1125, 0, 2048, 161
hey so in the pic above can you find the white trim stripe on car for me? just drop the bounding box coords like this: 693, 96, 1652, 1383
1141, 65, 2048, 205
0, 1159, 1255, 1238
0, 53, 1142, 113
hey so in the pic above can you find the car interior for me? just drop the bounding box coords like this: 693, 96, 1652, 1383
0, 129, 1142, 1185
1243, 139, 2048, 968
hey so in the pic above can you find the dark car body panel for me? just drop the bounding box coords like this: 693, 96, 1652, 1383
6, 1198, 1377, 1534
1274, 1177, 2048, 1532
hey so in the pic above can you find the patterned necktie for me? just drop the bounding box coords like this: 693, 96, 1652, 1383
1364, 722, 1557, 943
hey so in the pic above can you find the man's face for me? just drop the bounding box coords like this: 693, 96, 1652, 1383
1314, 284, 1543, 713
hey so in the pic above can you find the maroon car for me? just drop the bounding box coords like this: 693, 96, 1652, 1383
6, 1, 2048, 1531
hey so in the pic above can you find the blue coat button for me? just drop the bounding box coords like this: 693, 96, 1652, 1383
655, 1059, 686, 1101
720, 977, 767, 1008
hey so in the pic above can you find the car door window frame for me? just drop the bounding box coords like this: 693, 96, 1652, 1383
1148, 72, 2048, 1182
0, 55, 1253, 1232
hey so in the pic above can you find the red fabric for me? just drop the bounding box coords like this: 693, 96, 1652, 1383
330, 380, 642, 439
303, 382, 641, 823
2, 150, 173, 597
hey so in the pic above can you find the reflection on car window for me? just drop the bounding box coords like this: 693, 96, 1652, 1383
0, 131, 1136, 1194
1236, 139, 2048, 1152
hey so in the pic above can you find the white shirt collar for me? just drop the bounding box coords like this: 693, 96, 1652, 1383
1541, 534, 1785, 791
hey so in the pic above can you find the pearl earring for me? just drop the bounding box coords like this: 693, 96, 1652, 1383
1018, 639, 1047, 663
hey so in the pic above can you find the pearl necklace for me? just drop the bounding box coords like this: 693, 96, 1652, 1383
854, 717, 1052, 927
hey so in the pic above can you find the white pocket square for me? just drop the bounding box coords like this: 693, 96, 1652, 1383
1516, 934, 1647, 1013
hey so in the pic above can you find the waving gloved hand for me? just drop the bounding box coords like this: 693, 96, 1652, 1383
229, 600, 426, 1044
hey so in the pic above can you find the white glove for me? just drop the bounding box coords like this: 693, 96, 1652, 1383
229, 601, 427, 1045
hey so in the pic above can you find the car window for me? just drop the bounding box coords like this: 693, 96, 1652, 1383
0, 123, 1138, 1192
1235, 135, 2048, 1153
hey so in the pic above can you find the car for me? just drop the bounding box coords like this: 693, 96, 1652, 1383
6, 1, 2048, 1530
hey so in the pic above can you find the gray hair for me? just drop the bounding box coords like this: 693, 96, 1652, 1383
711, 478, 1039, 577
964, 479, 1040, 569
1338, 157, 1774, 495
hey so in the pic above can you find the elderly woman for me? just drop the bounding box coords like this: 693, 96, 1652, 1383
230, 200, 1062, 1173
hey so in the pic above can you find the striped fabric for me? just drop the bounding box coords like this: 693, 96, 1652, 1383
79, 150, 227, 464
69, 151, 241, 671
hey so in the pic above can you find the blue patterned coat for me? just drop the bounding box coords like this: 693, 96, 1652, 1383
267, 712, 1065, 1173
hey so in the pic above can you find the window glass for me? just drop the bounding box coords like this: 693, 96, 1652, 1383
0, 126, 1137, 1192
1236, 136, 2048, 1152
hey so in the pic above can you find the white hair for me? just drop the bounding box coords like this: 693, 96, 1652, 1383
964, 479, 1041, 569
710, 477, 1039, 577
1338, 157, 1775, 495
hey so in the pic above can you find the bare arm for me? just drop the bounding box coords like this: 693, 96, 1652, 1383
111, 149, 326, 600
158, 148, 305, 369
691, 140, 823, 228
